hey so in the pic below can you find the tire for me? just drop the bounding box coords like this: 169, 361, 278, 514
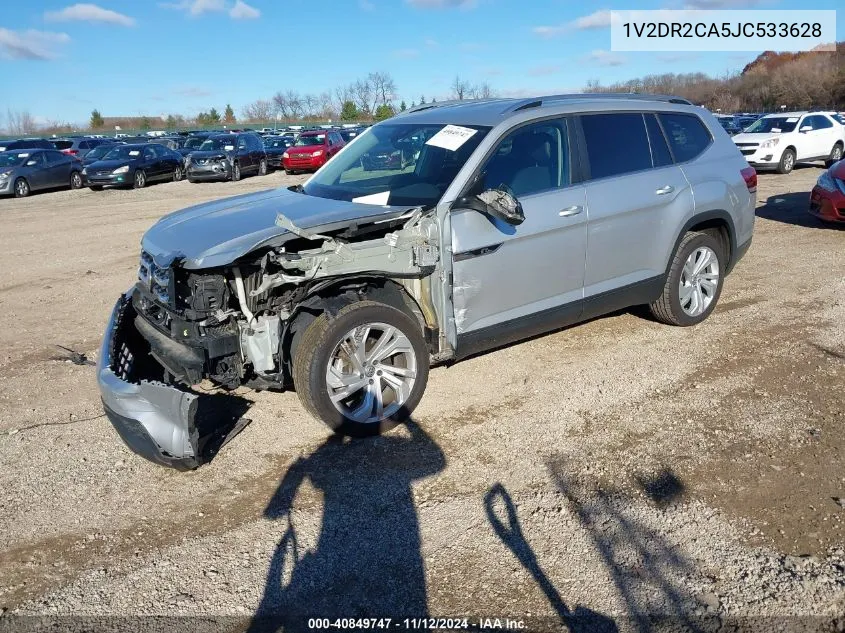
89, 185, 104, 191
649, 231, 725, 327
133, 169, 146, 189
258, 159, 268, 176
173, 165, 183, 181
777, 148, 795, 174
231, 162, 241, 181
292, 301, 429, 437
70, 171, 83, 190
187, 177, 197, 184
14, 178, 29, 198
825, 142, 843, 168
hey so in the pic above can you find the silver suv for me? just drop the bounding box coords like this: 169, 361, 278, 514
98, 94, 756, 469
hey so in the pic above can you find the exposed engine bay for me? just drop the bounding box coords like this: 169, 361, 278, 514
129, 206, 442, 394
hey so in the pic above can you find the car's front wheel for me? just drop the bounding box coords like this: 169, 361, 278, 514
293, 301, 429, 437
173, 166, 183, 181
825, 142, 843, 168
258, 159, 268, 176
650, 231, 724, 326
133, 169, 146, 189
231, 162, 241, 181
777, 148, 795, 174
14, 178, 29, 198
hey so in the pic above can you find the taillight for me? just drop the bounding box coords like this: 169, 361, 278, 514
741, 166, 757, 193
63, 149, 79, 155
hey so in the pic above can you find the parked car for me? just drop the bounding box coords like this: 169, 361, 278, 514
97, 93, 755, 469
0, 138, 55, 152
809, 159, 845, 224
186, 133, 267, 182
150, 137, 186, 151
176, 134, 212, 165
51, 137, 112, 158
732, 111, 845, 173
282, 130, 345, 174
262, 136, 295, 169
0, 149, 84, 197
80, 142, 124, 166
715, 116, 741, 136
83, 143, 183, 190
339, 127, 365, 144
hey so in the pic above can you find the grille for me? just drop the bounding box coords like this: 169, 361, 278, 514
138, 251, 171, 304
734, 143, 758, 148
291, 153, 312, 159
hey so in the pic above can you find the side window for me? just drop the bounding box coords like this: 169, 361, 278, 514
581, 113, 652, 179
238, 136, 248, 150
480, 119, 569, 198
645, 114, 674, 168
45, 151, 65, 165
144, 146, 156, 160
811, 115, 833, 130
80, 141, 91, 150
28, 152, 47, 166
657, 113, 712, 163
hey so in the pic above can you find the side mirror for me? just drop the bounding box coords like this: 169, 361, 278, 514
799, 125, 812, 133
454, 188, 525, 226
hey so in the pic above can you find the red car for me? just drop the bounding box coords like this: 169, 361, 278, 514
809, 160, 845, 224
282, 130, 345, 174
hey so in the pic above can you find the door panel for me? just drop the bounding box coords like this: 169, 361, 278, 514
451, 186, 587, 334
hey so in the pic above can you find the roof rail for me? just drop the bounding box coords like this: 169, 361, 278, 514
509, 93, 693, 112
400, 97, 511, 116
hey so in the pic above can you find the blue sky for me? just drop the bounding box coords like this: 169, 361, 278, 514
1, 0, 842, 125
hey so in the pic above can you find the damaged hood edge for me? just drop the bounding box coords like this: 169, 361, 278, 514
141, 187, 416, 269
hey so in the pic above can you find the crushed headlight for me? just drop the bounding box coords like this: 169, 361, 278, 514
113, 165, 129, 174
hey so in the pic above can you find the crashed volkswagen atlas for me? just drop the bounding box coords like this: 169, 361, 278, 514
98, 94, 755, 469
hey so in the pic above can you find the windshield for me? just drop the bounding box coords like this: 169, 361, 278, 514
184, 137, 207, 149
745, 117, 798, 133
52, 140, 73, 150
199, 136, 237, 151
0, 152, 30, 167
295, 134, 326, 147
264, 138, 292, 148
103, 146, 145, 160
86, 144, 117, 160
303, 123, 491, 207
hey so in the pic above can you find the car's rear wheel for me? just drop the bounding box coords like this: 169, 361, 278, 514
133, 169, 146, 189
777, 148, 795, 174
14, 178, 30, 198
231, 162, 241, 181
70, 171, 83, 189
649, 231, 724, 327
258, 159, 268, 176
825, 142, 843, 168
173, 166, 183, 181
292, 301, 429, 437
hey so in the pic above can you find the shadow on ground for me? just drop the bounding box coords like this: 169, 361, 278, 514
757, 191, 842, 229
247, 419, 445, 633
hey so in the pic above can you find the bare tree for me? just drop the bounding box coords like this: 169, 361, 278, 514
285, 89, 304, 119
450, 75, 471, 100
303, 94, 318, 119
368, 71, 397, 111
353, 78, 373, 116
242, 99, 275, 122
467, 81, 495, 99
272, 92, 291, 119
6, 109, 37, 135
333, 84, 354, 115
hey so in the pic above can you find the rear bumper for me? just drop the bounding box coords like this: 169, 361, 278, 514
97, 294, 200, 470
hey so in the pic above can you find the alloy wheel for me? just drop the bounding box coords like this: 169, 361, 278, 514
325, 322, 417, 424
679, 246, 719, 317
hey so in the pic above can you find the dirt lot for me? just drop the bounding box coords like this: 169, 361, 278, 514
0, 166, 843, 631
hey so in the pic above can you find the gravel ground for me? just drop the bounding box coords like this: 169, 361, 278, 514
0, 165, 843, 632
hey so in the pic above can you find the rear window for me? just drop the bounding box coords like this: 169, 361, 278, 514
658, 113, 712, 163
581, 113, 652, 180
52, 140, 73, 150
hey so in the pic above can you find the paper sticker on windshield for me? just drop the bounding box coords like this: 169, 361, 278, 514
786, 117, 799, 122
352, 191, 390, 206
771, 128, 782, 133
224, 145, 235, 151
129, 150, 140, 156
18, 153, 29, 158
425, 125, 478, 151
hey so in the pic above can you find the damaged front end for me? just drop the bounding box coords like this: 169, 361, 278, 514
98, 204, 442, 469
98, 293, 201, 470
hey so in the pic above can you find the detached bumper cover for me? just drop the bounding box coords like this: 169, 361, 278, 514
97, 293, 200, 470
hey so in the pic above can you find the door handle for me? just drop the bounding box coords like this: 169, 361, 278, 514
655, 185, 674, 195
559, 205, 583, 217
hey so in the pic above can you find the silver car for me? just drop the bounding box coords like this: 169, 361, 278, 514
0, 149, 85, 197
97, 94, 756, 469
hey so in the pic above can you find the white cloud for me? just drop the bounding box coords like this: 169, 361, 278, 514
582, 49, 626, 66
533, 9, 618, 37
405, 0, 477, 8
0, 28, 71, 60
424, 38, 439, 48
44, 3, 136, 27
159, 0, 225, 16
359, 0, 375, 10
229, 0, 260, 19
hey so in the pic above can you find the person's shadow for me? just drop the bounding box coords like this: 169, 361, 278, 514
248, 419, 445, 633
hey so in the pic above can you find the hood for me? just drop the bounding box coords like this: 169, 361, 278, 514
188, 150, 231, 161
732, 132, 780, 144
142, 187, 412, 269
830, 159, 845, 180
86, 158, 138, 170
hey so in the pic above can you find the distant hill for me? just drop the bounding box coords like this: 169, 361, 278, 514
741, 42, 844, 75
